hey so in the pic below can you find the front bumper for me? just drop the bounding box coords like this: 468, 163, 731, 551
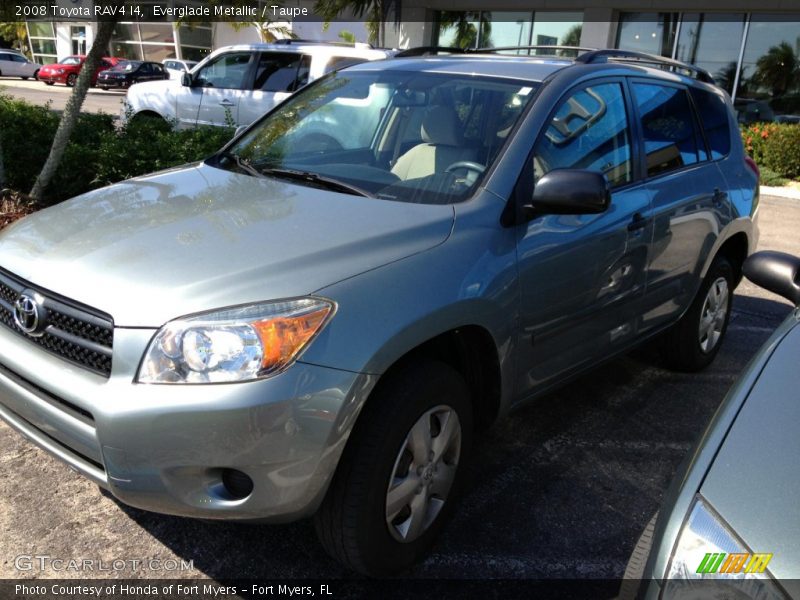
98, 78, 129, 88
0, 325, 372, 522
38, 72, 67, 84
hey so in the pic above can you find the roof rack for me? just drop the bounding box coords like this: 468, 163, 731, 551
475, 45, 596, 55
575, 49, 715, 83
272, 39, 375, 49
393, 46, 467, 58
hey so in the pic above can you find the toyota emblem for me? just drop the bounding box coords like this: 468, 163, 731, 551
13, 293, 43, 336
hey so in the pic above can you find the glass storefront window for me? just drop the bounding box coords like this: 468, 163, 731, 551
436, 11, 584, 53
616, 12, 678, 57
675, 13, 746, 94
178, 24, 212, 48
138, 23, 174, 45
30, 38, 56, 56
28, 22, 54, 38
141, 44, 175, 63
436, 11, 482, 50
111, 42, 142, 61
479, 12, 532, 53
735, 15, 800, 123
531, 12, 583, 56
181, 46, 211, 62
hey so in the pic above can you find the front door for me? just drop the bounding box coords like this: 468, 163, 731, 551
515, 79, 653, 394
185, 51, 255, 127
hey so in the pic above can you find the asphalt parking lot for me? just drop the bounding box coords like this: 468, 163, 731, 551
1, 195, 797, 584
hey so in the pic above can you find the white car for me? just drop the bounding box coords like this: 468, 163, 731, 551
163, 59, 198, 80
0, 50, 40, 80
124, 42, 391, 129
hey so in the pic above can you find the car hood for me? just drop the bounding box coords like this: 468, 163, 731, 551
700, 314, 800, 582
0, 163, 454, 327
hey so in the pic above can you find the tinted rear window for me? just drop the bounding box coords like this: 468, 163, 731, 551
633, 82, 702, 178
690, 87, 731, 159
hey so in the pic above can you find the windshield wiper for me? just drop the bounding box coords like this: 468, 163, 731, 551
259, 167, 374, 198
218, 151, 265, 180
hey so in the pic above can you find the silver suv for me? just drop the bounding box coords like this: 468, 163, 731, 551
123, 41, 391, 128
0, 48, 758, 575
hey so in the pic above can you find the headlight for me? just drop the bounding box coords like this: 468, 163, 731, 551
137, 298, 334, 384
663, 497, 786, 600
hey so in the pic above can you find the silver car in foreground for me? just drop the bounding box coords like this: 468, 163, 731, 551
627, 251, 800, 600
0, 49, 758, 575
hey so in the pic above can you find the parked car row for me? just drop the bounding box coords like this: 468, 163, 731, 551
0, 50, 194, 88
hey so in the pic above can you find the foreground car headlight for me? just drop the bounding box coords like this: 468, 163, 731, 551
663, 497, 786, 599
137, 298, 334, 384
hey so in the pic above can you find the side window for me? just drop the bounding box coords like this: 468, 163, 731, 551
322, 56, 366, 75
153, 64, 164, 74
690, 87, 731, 160
0, 55, 10, 62
195, 52, 253, 90
534, 82, 633, 187
254, 52, 308, 92
12, 54, 27, 63
632, 83, 702, 177
140, 63, 152, 74
164, 61, 175, 70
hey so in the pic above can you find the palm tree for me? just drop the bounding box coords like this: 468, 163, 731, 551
0, 22, 30, 58
30, 14, 120, 202
754, 42, 800, 98
314, 0, 401, 47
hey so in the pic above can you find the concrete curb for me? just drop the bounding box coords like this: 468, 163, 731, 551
761, 185, 800, 200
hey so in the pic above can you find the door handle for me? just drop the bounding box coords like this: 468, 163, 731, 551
219, 99, 234, 107
627, 212, 649, 232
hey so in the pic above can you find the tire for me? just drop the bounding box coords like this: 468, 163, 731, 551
66, 73, 77, 87
34, 69, 39, 80
661, 255, 735, 372
22, 76, 29, 80
45, 81, 54, 86
314, 359, 473, 576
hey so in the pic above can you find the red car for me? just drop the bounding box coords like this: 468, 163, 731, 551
37, 55, 120, 87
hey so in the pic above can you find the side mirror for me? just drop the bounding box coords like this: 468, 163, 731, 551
524, 169, 610, 219
743, 251, 800, 306
181, 72, 192, 87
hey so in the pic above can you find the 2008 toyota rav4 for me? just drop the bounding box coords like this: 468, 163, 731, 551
0, 49, 758, 575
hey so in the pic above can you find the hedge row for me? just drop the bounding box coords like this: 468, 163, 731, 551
741, 122, 800, 181
0, 93, 234, 205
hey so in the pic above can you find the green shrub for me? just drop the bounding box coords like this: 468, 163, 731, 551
741, 122, 800, 181
0, 93, 233, 204
759, 167, 789, 187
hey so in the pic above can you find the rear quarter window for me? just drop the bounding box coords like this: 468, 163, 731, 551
689, 87, 732, 159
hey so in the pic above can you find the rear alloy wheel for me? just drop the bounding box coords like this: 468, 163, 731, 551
314, 360, 472, 576
66, 73, 77, 87
661, 255, 734, 371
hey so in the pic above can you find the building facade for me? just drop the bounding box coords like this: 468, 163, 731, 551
387, 3, 800, 122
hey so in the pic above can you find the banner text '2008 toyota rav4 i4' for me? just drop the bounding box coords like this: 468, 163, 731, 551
0, 48, 758, 575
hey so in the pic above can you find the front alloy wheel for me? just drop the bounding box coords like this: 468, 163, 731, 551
386, 405, 461, 543
698, 277, 729, 353
315, 360, 472, 576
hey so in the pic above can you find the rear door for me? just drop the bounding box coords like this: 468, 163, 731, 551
0, 54, 20, 76
515, 79, 654, 392
630, 80, 730, 331
238, 52, 311, 127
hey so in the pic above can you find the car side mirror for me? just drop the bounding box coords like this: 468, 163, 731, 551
743, 251, 800, 306
181, 72, 192, 87
523, 169, 610, 220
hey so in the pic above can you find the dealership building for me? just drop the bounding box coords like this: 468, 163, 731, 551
17, 1, 800, 121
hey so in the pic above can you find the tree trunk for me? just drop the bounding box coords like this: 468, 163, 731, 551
30, 14, 119, 203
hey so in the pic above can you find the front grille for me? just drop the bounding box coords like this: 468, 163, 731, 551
0, 268, 114, 377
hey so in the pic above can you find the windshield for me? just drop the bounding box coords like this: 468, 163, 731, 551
60, 56, 82, 65
112, 61, 141, 72
216, 70, 538, 204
